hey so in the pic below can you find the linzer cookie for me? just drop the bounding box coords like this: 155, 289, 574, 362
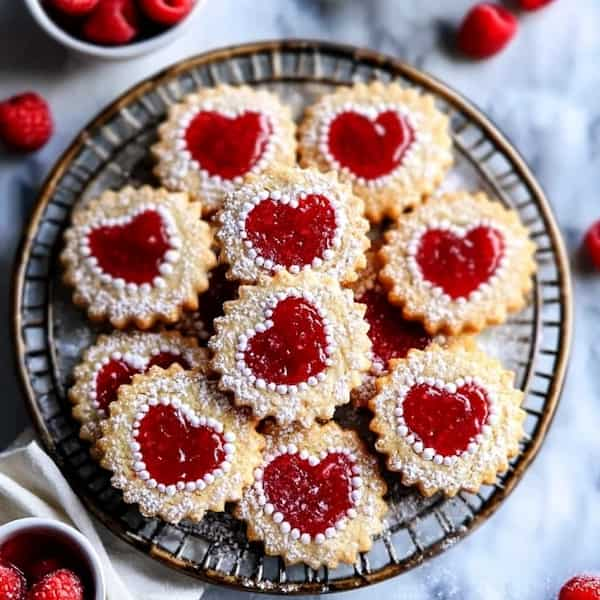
370, 345, 525, 497
98, 365, 264, 524
217, 167, 369, 284
298, 82, 453, 222
152, 85, 297, 213
379, 191, 536, 335
61, 186, 216, 329
209, 271, 371, 425
235, 421, 387, 569
69, 330, 208, 448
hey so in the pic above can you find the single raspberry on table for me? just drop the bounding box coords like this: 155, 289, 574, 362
0, 92, 53, 152
559, 575, 600, 600
584, 221, 600, 270
139, 0, 195, 26
457, 3, 518, 59
518, 0, 555, 10
0, 561, 27, 600
48, 0, 99, 16
82, 0, 139, 45
27, 569, 83, 600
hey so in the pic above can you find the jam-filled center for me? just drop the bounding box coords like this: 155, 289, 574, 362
403, 382, 489, 457
359, 288, 432, 370
245, 194, 337, 269
416, 225, 505, 299
327, 109, 415, 180
88, 210, 171, 285
184, 110, 272, 180
137, 404, 226, 486
244, 297, 328, 385
95, 352, 189, 414
262, 452, 354, 536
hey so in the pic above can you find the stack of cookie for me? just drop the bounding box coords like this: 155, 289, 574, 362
61, 82, 536, 569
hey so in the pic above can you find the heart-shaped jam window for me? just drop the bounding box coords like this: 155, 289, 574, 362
245, 194, 337, 269
88, 210, 171, 285
416, 226, 505, 299
262, 452, 354, 537
137, 404, 226, 486
358, 288, 432, 369
95, 352, 189, 414
403, 382, 489, 457
184, 110, 272, 180
327, 110, 415, 180
244, 297, 328, 385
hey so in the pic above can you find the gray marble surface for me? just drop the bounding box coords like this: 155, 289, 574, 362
1, 0, 598, 598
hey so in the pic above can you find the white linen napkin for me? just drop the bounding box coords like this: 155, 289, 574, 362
0, 435, 206, 600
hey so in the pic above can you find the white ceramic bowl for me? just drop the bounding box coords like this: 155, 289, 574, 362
24, 0, 205, 60
0, 518, 106, 599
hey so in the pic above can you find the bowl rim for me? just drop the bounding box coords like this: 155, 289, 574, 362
23, 0, 205, 59
0, 517, 106, 600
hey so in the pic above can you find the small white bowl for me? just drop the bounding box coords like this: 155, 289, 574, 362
24, 0, 205, 60
0, 518, 105, 600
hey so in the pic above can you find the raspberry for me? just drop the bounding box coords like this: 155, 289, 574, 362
49, 0, 99, 16
27, 569, 83, 600
82, 0, 139, 45
0, 92, 53, 152
139, 0, 194, 25
457, 3, 518, 59
559, 575, 600, 600
518, 0, 555, 10
29, 559, 63, 583
0, 561, 26, 600
585, 221, 600, 270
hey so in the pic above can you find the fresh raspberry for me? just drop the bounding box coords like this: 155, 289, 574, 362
27, 569, 83, 600
585, 221, 600, 270
559, 575, 600, 600
82, 0, 139, 45
29, 559, 63, 583
457, 3, 518, 59
0, 92, 53, 152
49, 0, 99, 16
0, 561, 27, 600
139, 0, 194, 25
518, 0, 555, 10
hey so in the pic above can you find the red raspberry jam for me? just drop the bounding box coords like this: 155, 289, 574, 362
403, 382, 489, 457
244, 297, 328, 385
262, 452, 354, 537
95, 360, 139, 414
95, 352, 189, 413
358, 288, 432, 369
137, 404, 226, 486
88, 210, 171, 285
327, 110, 415, 180
245, 194, 337, 269
416, 226, 505, 299
184, 110, 272, 180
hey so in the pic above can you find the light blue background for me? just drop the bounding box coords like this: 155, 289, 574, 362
1, 1, 598, 598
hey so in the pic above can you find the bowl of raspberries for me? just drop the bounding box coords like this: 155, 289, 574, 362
25, 0, 204, 59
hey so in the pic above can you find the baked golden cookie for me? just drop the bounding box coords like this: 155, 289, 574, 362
217, 167, 369, 284
98, 364, 264, 524
379, 191, 536, 335
209, 271, 371, 425
370, 345, 525, 497
298, 82, 453, 222
61, 186, 216, 329
235, 421, 387, 569
152, 85, 297, 214
69, 330, 208, 448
